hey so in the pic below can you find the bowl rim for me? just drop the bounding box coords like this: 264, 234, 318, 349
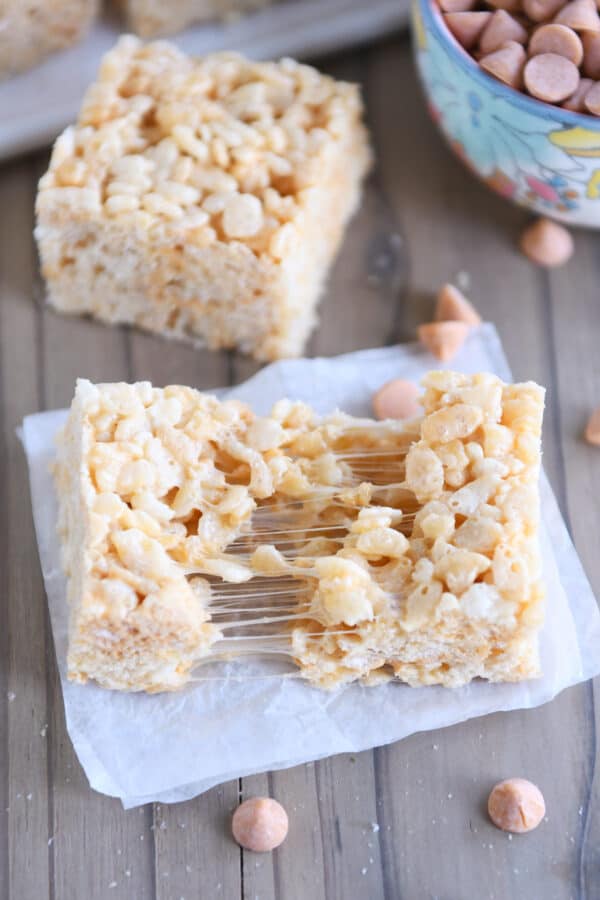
417, 0, 600, 130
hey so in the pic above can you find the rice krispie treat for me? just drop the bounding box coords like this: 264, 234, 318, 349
55, 371, 545, 693
35, 37, 371, 361
119, 0, 275, 38
0, 0, 98, 79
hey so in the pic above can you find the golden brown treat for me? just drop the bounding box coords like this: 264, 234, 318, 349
0, 0, 98, 79
56, 371, 545, 694
120, 0, 275, 38
488, 779, 546, 833
232, 798, 289, 851
35, 37, 371, 362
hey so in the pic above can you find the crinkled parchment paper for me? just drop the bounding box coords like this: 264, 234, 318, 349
21, 324, 600, 807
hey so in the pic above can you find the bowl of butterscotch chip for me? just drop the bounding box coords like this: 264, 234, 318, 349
412, 0, 600, 225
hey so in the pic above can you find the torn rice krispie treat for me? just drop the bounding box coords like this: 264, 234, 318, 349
119, 0, 275, 38
55, 371, 545, 693
35, 36, 371, 361
0, 0, 98, 79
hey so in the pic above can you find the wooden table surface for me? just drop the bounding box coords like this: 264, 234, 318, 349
1, 31, 599, 900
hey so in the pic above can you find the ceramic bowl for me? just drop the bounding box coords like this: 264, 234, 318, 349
412, 0, 600, 227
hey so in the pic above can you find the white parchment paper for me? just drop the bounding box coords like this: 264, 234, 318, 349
21, 324, 600, 808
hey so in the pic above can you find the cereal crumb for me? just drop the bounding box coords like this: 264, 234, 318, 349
7, 691, 16, 702
40, 724, 48, 738
108, 883, 117, 890
48, 837, 54, 846
361, 867, 368, 875
371, 822, 380, 832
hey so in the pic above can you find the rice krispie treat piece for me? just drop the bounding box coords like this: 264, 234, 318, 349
35, 37, 371, 361
291, 371, 546, 689
55, 371, 545, 694
119, 0, 275, 38
0, 0, 98, 79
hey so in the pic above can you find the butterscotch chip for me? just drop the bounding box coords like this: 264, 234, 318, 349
563, 76, 594, 108
488, 779, 545, 833
524, 53, 580, 101
520, 217, 574, 266
480, 10, 529, 53
435, 283, 482, 325
480, 41, 527, 87
582, 32, 600, 77
584, 79, 600, 112
232, 798, 289, 852
585, 407, 600, 445
554, 0, 600, 32
418, 321, 470, 361
523, 0, 565, 22
445, 11, 493, 48
529, 23, 584, 65
372, 379, 421, 420
439, 0, 478, 12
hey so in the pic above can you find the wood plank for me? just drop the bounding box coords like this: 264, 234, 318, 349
368, 36, 593, 900
544, 234, 600, 900
32, 147, 157, 900
126, 330, 240, 900
0, 160, 50, 900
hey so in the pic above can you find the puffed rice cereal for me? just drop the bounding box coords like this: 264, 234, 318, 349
55, 371, 545, 692
35, 36, 372, 361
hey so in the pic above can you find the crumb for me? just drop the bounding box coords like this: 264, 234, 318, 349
40, 724, 48, 738
48, 837, 54, 846
361, 867, 368, 875
371, 822, 380, 832
456, 270, 471, 290
7, 692, 16, 702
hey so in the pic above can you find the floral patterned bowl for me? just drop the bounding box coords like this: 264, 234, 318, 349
412, 0, 600, 226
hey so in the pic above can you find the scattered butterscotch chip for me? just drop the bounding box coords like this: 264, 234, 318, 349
554, 0, 600, 32
444, 10, 493, 48
582, 32, 600, 77
585, 407, 600, 445
372, 379, 421, 420
488, 779, 545, 833
520, 217, 574, 267
584, 79, 600, 113
524, 53, 580, 102
529, 23, 584, 66
480, 41, 527, 87
562, 76, 593, 108
232, 798, 289, 852
480, 10, 528, 54
523, 0, 565, 22
435, 283, 482, 325
418, 321, 470, 361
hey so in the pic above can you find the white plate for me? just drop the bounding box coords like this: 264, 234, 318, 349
0, 0, 407, 162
